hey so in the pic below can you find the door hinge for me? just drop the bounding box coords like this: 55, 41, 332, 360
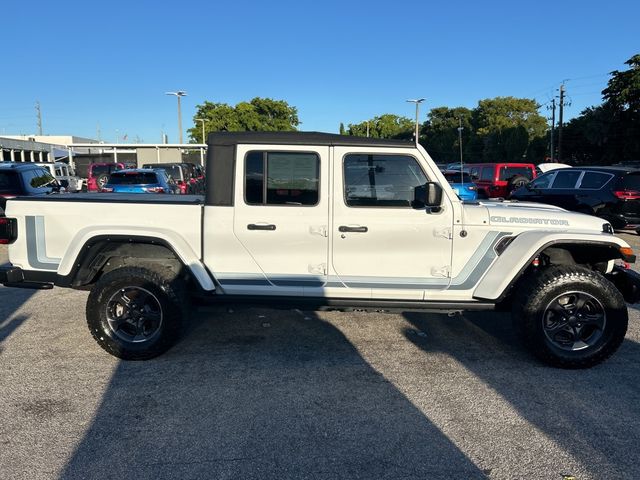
309, 225, 328, 237
434, 227, 452, 240
431, 266, 451, 278
308, 263, 327, 275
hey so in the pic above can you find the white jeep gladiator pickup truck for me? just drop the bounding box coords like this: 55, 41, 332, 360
1, 132, 640, 368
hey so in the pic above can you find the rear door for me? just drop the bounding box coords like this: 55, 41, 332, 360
230, 146, 329, 295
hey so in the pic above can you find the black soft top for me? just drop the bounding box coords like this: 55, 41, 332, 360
207, 131, 413, 148
205, 131, 415, 207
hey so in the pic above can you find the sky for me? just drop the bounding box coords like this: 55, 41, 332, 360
1, 0, 638, 143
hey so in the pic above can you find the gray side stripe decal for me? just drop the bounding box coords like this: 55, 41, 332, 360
26, 215, 61, 271
217, 231, 511, 291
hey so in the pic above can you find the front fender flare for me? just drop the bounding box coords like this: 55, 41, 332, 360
472, 230, 630, 301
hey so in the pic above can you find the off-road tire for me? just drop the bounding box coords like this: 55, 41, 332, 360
96, 173, 110, 189
86, 266, 188, 360
512, 265, 628, 368
506, 175, 530, 197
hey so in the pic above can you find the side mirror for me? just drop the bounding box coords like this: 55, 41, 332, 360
413, 182, 443, 210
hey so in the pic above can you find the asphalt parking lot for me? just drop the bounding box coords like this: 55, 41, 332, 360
1, 235, 640, 480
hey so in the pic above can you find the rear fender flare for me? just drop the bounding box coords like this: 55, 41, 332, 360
57, 226, 215, 291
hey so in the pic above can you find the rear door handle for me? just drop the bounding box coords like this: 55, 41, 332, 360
339, 225, 368, 233
247, 223, 276, 231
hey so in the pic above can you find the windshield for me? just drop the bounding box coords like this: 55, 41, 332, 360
143, 164, 182, 180
91, 164, 121, 176
107, 172, 159, 185
443, 172, 472, 183
0, 171, 21, 193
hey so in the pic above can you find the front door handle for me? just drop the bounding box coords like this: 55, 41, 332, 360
248, 223, 276, 231
339, 225, 368, 233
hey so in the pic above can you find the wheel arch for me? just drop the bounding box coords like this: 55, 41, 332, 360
474, 232, 633, 302
55, 234, 215, 291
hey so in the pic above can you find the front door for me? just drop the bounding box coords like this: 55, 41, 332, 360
330, 148, 454, 300
231, 146, 330, 295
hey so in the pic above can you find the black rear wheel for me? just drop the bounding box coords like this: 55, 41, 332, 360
512, 265, 628, 368
87, 266, 188, 360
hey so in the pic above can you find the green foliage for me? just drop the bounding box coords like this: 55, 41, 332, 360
346, 114, 414, 139
564, 54, 640, 164
188, 97, 299, 142
419, 99, 547, 163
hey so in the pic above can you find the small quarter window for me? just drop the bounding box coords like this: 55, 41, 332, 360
343, 154, 427, 207
480, 167, 494, 181
245, 151, 319, 206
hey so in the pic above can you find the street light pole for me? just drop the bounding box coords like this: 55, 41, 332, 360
457, 118, 464, 184
406, 98, 425, 145
165, 91, 188, 144
196, 118, 206, 144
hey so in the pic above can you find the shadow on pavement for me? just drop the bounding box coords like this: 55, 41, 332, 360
60, 308, 487, 480
403, 310, 640, 478
0, 287, 36, 352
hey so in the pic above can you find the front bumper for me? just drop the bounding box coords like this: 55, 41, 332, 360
607, 266, 640, 304
0, 265, 54, 289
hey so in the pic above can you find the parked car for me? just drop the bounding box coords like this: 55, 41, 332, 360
467, 163, 536, 198
101, 169, 178, 194
442, 170, 478, 200
536, 163, 571, 175
511, 166, 640, 229
0, 162, 61, 214
141, 163, 199, 194
39, 162, 84, 192
85, 162, 127, 192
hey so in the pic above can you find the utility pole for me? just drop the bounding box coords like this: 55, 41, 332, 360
406, 98, 425, 146
196, 118, 206, 144
558, 84, 565, 162
457, 118, 464, 184
366, 121, 370, 138
35, 101, 43, 136
96, 123, 102, 142
548, 98, 556, 162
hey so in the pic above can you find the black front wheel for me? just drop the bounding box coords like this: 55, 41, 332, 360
86, 266, 188, 360
512, 265, 628, 368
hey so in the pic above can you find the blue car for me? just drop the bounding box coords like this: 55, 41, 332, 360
101, 168, 177, 194
443, 170, 478, 201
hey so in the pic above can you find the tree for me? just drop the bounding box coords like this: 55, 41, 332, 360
421, 107, 473, 163
472, 97, 548, 162
346, 114, 413, 139
188, 97, 299, 142
562, 53, 640, 164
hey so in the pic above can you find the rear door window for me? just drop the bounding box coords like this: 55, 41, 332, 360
550, 170, 582, 189
578, 172, 612, 189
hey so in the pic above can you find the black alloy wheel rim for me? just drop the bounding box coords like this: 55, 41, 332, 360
106, 286, 163, 343
542, 291, 606, 351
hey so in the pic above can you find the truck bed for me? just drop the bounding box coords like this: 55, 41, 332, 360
11, 193, 204, 205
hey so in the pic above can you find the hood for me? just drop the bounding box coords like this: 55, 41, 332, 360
463, 200, 608, 233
